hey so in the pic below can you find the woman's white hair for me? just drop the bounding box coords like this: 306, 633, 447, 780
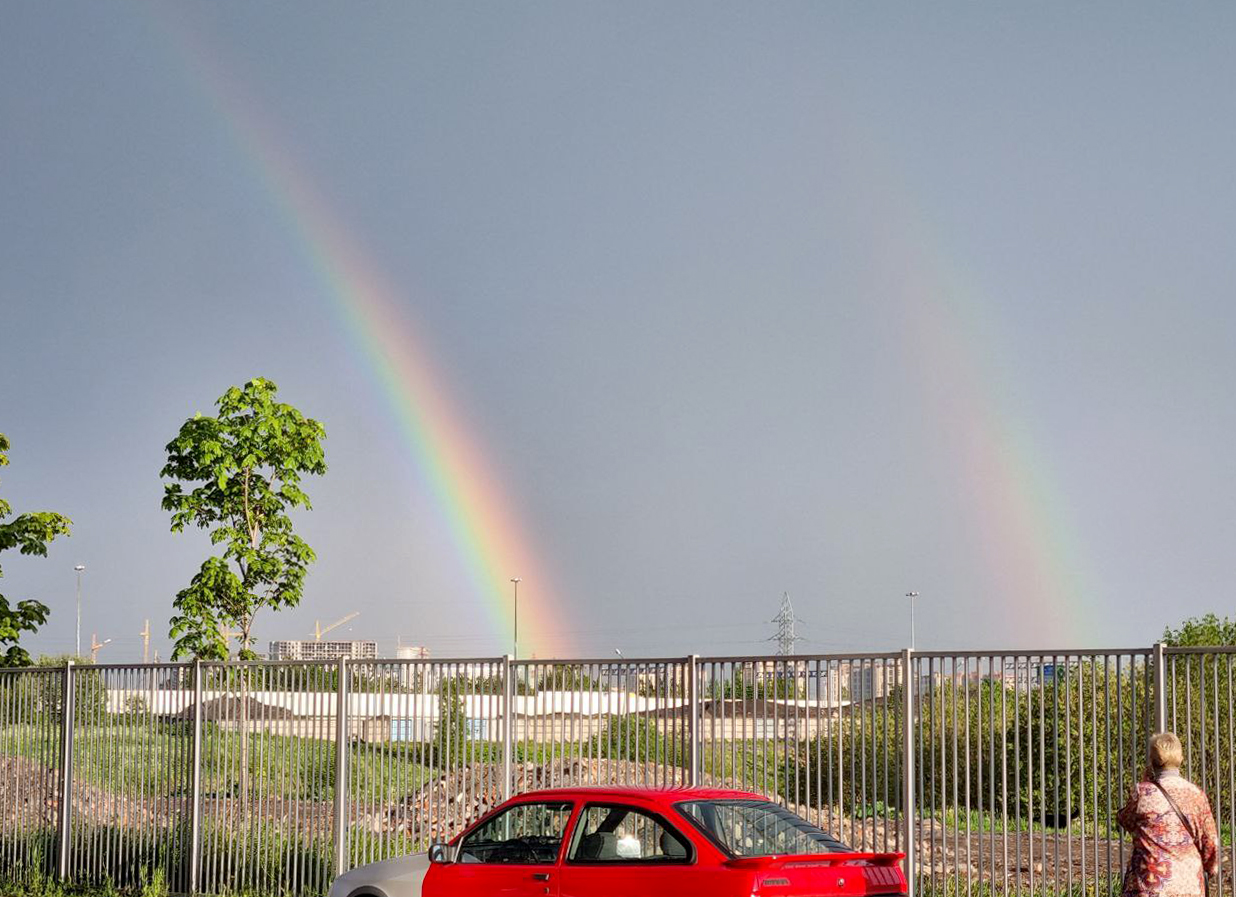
1148, 732, 1184, 770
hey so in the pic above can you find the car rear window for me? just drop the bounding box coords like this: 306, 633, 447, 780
675, 799, 849, 858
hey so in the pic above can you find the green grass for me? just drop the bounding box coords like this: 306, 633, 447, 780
915, 877, 1125, 897
3, 723, 437, 803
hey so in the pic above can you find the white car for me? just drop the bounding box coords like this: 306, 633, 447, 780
327, 851, 430, 897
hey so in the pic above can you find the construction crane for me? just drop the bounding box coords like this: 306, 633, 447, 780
90, 634, 112, 663
314, 612, 359, 641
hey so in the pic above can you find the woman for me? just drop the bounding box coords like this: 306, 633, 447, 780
1118, 732, 1219, 897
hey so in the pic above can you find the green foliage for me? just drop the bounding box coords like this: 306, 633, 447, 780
0, 432, 72, 667
434, 677, 469, 766
0, 831, 56, 893
535, 664, 602, 692
161, 378, 326, 660
716, 668, 805, 700
799, 661, 1150, 830
799, 698, 902, 811
137, 868, 167, 897
637, 678, 685, 698
1163, 613, 1236, 646
257, 664, 406, 694
0, 821, 333, 897
0, 826, 182, 897
434, 671, 532, 696
1159, 614, 1236, 810
589, 714, 686, 766
1, 655, 108, 724
1161, 653, 1234, 818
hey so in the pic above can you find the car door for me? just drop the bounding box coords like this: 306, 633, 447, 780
425, 800, 573, 897
557, 802, 719, 897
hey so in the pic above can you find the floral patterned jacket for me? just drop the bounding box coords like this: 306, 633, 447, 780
1117, 771, 1219, 897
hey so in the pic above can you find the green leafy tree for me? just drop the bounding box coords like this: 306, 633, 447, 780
161, 378, 327, 660
435, 678, 469, 767
717, 668, 804, 701
18, 654, 107, 724
536, 664, 603, 692
1162, 613, 1236, 646
1162, 614, 1235, 806
0, 433, 72, 667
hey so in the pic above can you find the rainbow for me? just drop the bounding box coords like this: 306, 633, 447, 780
853, 143, 1098, 646
153, 9, 570, 657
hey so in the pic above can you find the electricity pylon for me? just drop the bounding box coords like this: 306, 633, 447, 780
770, 592, 801, 656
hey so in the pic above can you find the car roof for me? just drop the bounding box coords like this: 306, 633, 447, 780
504, 786, 768, 805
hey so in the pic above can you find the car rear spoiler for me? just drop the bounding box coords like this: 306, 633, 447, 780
725, 851, 906, 869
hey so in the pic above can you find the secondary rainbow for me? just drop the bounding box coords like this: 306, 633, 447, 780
850, 131, 1099, 645
155, 11, 569, 657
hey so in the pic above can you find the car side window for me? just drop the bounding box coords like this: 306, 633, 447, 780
567, 803, 692, 864
458, 801, 573, 865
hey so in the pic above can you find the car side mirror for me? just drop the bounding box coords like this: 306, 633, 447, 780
428, 842, 458, 864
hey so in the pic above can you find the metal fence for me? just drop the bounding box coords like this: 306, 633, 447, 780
1, 646, 1233, 896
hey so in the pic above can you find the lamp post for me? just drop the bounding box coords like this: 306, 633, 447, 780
74, 565, 85, 658
906, 591, 919, 651
510, 578, 521, 660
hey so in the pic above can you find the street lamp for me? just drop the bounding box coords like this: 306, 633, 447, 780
906, 591, 919, 651
509, 578, 521, 660
74, 565, 86, 658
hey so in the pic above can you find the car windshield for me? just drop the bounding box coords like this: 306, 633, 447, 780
675, 799, 850, 857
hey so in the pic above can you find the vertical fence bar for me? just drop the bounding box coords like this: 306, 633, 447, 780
56, 661, 75, 883
188, 660, 202, 895
333, 656, 349, 876
688, 654, 700, 786
502, 655, 513, 801
1153, 641, 1167, 735
901, 649, 916, 897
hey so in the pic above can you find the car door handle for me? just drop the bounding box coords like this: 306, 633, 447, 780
532, 872, 551, 881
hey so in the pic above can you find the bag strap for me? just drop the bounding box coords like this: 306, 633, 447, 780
1152, 779, 1211, 897
1152, 778, 1199, 845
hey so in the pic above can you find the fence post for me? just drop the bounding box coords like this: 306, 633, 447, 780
333, 656, 349, 876
189, 659, 203, 894
56, 661, 75, 882
502, 655, 514, 801
901, 649, 916, 897
1152, 642, 1168, 735
688, 655, 700, 786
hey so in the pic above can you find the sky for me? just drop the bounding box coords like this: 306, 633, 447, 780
3, 3, 1235, 662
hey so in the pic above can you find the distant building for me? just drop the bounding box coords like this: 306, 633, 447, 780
848, 661, 904, 702
394, 645, 432, 690
267, 639, 378, 662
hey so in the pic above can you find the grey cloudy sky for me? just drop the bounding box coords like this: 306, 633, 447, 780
3, 3, 1234, 661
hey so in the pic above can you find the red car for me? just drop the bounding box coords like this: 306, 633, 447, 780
422, 786, 906, 897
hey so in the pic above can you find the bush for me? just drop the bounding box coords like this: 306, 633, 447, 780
794, 661, 1151, 830
589, 714, 686, 767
